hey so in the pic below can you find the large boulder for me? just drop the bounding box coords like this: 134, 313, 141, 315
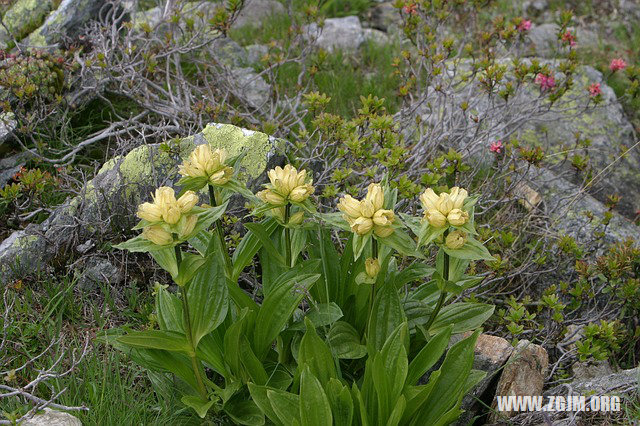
0, 0, 54, 48
232, 0, 285, 29
22, 408, 82, 426
0, 123, 283, 284
25, 0, 104, 47
305, 16, 366, 52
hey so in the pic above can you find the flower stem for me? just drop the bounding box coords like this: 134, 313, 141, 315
208, 185, 233, 277
175, 245, 208, 400
424, 238, 450, 333
284, 204, 292, 267
368, 238, 379, 325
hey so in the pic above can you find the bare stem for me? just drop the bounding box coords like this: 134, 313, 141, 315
208, 185, 233, 277
284, 204, 292, 267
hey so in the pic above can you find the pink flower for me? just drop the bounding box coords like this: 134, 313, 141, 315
403, 3, 418, 15
610, 58, 627, 72
535, 73, 556, 91
561, 31, 576, 47
588, 83, 601, 97
490, 140, 504, 154
518, 19, 532, 32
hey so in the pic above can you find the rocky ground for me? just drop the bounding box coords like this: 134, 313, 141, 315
1, 0, 639, 424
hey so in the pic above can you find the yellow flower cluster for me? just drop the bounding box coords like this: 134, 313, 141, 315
420, 187, 469, 228
136, 187, 199, 246
445, 230, 467, 249
179, 144, 233, 186
338, 183, 395, 237
257, 165, 314, 206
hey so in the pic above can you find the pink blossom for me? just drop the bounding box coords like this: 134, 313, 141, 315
535, 73, 556, 91
490, 140, 503, 154
561, 31, 576, 47
518, 20, 532, 32
403, 3, 418, 15
610, 58, 627, 72
588, 83, 601, 97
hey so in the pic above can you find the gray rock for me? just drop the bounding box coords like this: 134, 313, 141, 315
22, 408, 82, 426
490, 340, 548, 421
26, 0, 104, 47
0, 113, 17, 146
368, 2, 402, 32
362, 28, 389, 46
229, 67, 270, 109
0, 152, 27, 186
305, 16, 365, 52
246, 44, 268, 64
0, 123, 283, 284
571, 361, 615, 382
0, 0, 54, 48
525, 23, 560, 57
232, 0, 285, 29
546, 367, 639, 396
76, 257, 122, 291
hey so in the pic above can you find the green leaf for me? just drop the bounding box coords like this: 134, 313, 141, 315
418, 223, 446, 248
253, 269, 320, 359
181, 395, 214, 419
196, 331, 228, 377
232, 218, 279, 281
414, 330, 480, 423
224, 308, 253, 378
176, 175, 208, 193
378, 228, 422, 258
245, 222, 287, 266
406, 326, 452, 385
367, 281, 406, 352
288, 303, 343, 331
156, 287, 183, 332
190, 202, 229, 236
387, 395, 406, 426
307, 228, 342, 304
394, 262, 435, 289
429, 303, 494, 335
118, 330, 191, 354
175, 252, 207, 286
267, 389, 301, 425
300, 366, 333, 426
327, 321, 366, 359
298, 317, 337, 386
319, 212, 351, 232
325, 379, 354, 426
240, 337, 269, 385
224, 396, 266, 425
188, 230, 212, 256
398, 213, 422, 236
114, 234, 170, 252
443, 237, 495, 261
150, 248, 179, 278
352, 233, 369, 261
187, 250, 229, 348
248, 383, 283, 425
351, 383, 370, 426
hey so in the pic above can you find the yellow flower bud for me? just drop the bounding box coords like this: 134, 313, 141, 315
351, 217, 373, 235
289, 184, 313, 202
449, 187, 468, 210
425, 209, 447, 228
143, 225, 173, 246
373, 224, 394, 238
178, 162, 207, 178
338, 195, 361, 218
445, 230, 467, 249
267, 206, 286, 222
289, 211, 305, 225
162, 204, 182, 225
211, 148, 227, 169
365, 257, 380, 278
360, 199, 375, 218
372, 209, 395, 226
436, 193, 454, 215
180, 145, 234, 186
209, 167, 233, 186
137, 202, 163, 222
177, 191, 198, 213
447, 209, 469, 226
420, 188, 439, 211
155, 187, 176, 206
365, 183, 384, 211
257, 189, 286, 206
178, 214, 197, 239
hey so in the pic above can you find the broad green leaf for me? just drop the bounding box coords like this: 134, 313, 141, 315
150, 248, 179, 278
319, 212, 351, 232
232, 218, 278, 281
307, 228, 341, 304
394, 262, 435, 289
429, 302, 494, 335
351, 383, 370, 426
245, 222, 287, 266
414, 331, 480, 423
443, 236, 495, 261
298, 317, 337, 386
288, 303, 343, 331
181, 395, 214, 419
128, 347, 199, 393
156, 287, 183, 332
300, 367, 333, 426
228, 276, 259, 312
290, 227, 308, 266
113, 234, 170, 252
175, 251, 207, 286
187, 249, 229, 348
418, 223, 446, 248
224, 308, 252, 378
378, 228, 422, 258
352, 233, 369, 261
118, 330, 191, 354
387, 395, 406, 426
267, 389, 301, 425
190, 202, 229, 237
240, 337, 269, 385
367, 280, 406, 352
325, 379, 354, 426
327, 321, 366, 359
248, 384, 282, 425
196, 331, 228, 378
400, 371, 440, 424
253, 270, 320, 359
188, 230, 212, 256
406, 326, 452, 385
224, 396, 266, 426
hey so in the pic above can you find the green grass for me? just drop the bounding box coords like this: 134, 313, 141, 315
0, 275, 199, 425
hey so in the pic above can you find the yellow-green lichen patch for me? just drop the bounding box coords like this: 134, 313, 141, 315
188, 123, 281, 180
0, 0, 54, 45
118, 144, 174, 199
